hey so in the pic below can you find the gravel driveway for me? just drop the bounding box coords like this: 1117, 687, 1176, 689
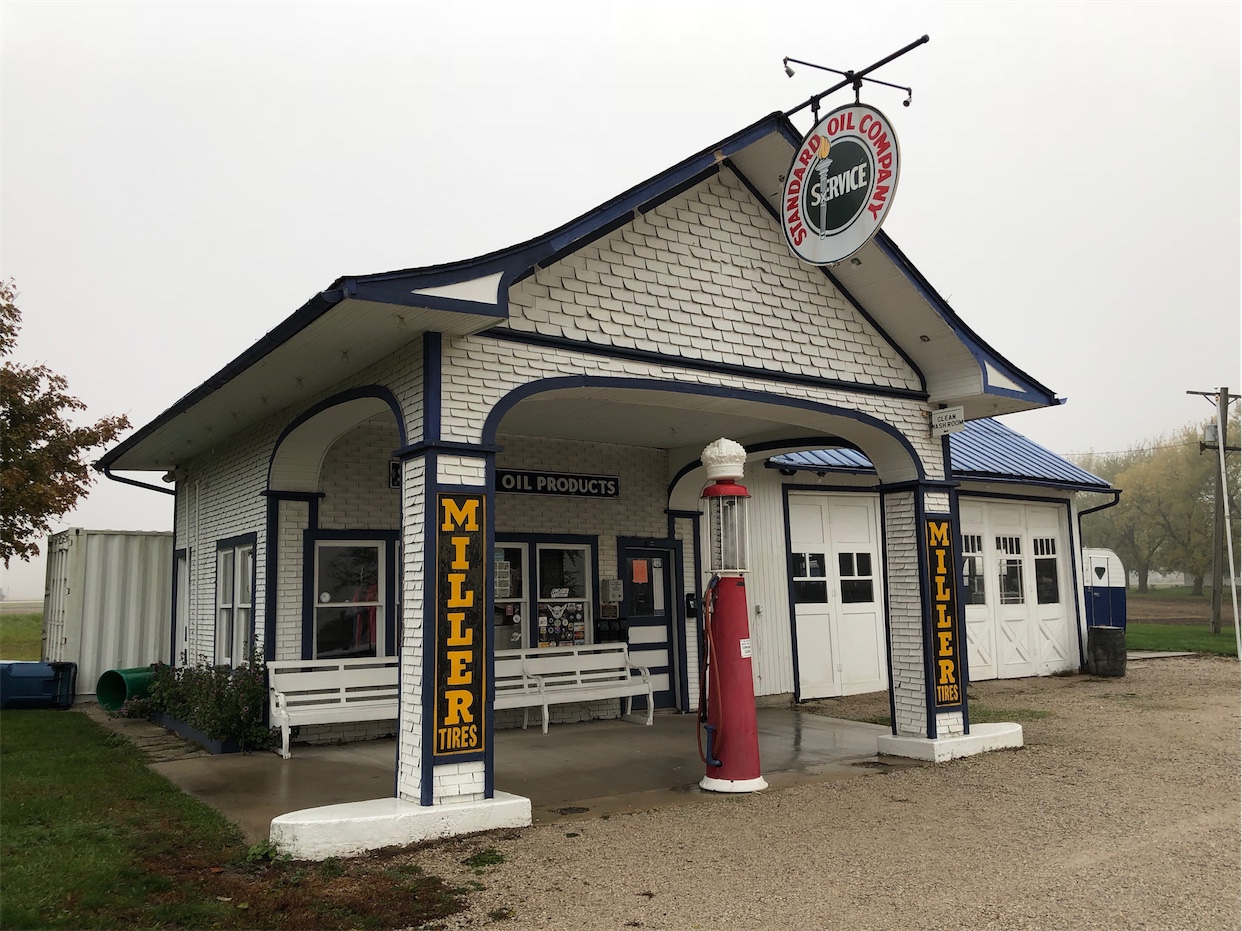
406, 655, 1239, 930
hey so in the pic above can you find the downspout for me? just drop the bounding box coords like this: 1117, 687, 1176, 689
1074, 488, 1122, 670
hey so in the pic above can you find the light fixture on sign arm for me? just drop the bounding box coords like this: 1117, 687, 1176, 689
783, 35, 928, 121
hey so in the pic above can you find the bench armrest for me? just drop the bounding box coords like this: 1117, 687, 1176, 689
627, 662, 652, 682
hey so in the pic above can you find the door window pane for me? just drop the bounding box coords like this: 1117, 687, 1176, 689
1034, 537, 1059, 604
838, 551, 875, 604
791, 551, 829, 603
996, 536, 1024, 605
962, 534, 985, 605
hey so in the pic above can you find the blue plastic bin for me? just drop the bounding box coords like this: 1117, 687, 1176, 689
0, 661, 78, 710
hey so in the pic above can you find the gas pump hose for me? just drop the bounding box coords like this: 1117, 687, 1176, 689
696, 576, 722, 767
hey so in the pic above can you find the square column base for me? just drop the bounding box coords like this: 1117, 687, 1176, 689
877, 722, 1023, 763
270, 792, 532, 861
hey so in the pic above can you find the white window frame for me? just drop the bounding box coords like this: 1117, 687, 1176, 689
215, 540, 254, 667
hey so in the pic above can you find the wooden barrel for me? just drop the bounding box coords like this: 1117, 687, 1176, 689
1087, 626, 1126, 677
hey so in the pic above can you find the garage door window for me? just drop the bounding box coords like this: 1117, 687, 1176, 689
1033, 537, 1060, 604
838, 552, 874, 603
962, 534, 986, 605
791, 552, 828, 604
997, 535, 1025, 605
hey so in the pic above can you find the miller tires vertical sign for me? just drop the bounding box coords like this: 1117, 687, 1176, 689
926, 517, 964, 710
434, 493, 487, 759
781, 102, 900, 266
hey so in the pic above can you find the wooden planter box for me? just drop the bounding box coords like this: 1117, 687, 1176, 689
153, 712, 242, 755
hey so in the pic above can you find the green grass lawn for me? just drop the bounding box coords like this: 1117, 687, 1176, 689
1124, 622, 1238, 656
0, 710, 466, 929
0, 612, 43, 661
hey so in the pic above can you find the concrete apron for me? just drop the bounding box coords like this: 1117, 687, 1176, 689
102, 707, 937, 857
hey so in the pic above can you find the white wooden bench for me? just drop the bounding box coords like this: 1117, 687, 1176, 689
494, 643, 654, 734
267, 657, 400, 759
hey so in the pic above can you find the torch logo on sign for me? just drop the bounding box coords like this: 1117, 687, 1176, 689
781, 102, 900, 266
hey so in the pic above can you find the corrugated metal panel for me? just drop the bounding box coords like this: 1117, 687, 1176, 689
947, 419, 1110, 488
41, 529, 174, 699
770, 418, 1110, 489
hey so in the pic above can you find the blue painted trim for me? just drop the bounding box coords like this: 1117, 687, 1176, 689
945, 435, 970, 736
780, 486, 803, 703
266, 386, 408, 490
488, 329, 929, 404
348, 281, 506, 319
780, 481, 882, 495
872, 232, 1058, 408
878, 498, 897, 735
1066, 505, 1088, 672
618, 536, 685, 711
395, 440, 503, 460
99, 465, 177, 496
723, 159, 928, 394
481, 376, 929, 480
264, 497, 277, 662
954, 473, 1111, 494
484, 457, 497, 798
214, 533, 258, 664
170, 547, 186, 669
419, 451, 439, 807
914, 495, 937, 740
664, 510, 705, 709
878, 478, 956, 495
423, 332, 441, 443
301, 529, 398, 660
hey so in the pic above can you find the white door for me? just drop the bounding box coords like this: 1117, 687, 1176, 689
960, 501, 995, 680
961, 500, 1074, 681
790, 493, 887, 699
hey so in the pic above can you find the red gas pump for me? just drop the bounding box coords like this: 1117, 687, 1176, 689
697, 438, 767, 793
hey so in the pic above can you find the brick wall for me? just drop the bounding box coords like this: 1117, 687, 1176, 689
319, 417, 401, 531
883, 490, 925, 736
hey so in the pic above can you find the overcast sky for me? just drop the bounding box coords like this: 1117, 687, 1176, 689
2, 1, 1238, 598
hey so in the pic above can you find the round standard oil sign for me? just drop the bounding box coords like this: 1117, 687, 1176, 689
781, 102, 900, 266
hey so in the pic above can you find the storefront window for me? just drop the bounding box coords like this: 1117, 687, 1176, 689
493, 544, 528, 650
1034, 537, 1060, 605
314, 543, 383, 659
791, 551, 828, 604
536, 544, 591, 647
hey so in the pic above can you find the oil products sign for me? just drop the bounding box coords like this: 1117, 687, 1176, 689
497, 469, 619, 498
781, 102, 900, 266
434, 493, 487, 758
926, 517, 964, 709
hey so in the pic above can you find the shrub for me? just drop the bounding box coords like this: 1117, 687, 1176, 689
118, 641, 274, 751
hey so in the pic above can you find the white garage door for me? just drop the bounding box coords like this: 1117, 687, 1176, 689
960, 499, 1075, 681
789, 493, 887, 699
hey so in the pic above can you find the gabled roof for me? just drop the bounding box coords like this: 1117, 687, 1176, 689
771, 418, 1112, 492
100, 111, 1060, 473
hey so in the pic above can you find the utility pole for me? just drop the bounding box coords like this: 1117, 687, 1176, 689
1188, 387, 1241, 635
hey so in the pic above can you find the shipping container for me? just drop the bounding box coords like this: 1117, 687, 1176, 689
42, 528, 173, 701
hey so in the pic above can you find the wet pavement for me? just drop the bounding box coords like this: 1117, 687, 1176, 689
82, 704, 905, 844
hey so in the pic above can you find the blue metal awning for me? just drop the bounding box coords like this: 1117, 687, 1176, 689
770, 418, 1111, 491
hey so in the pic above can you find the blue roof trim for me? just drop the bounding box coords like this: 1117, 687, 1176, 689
870, 233, 1058, 407
771, 418, 1112, 490
345, 279, 507, 319
343, 112, 792, 301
